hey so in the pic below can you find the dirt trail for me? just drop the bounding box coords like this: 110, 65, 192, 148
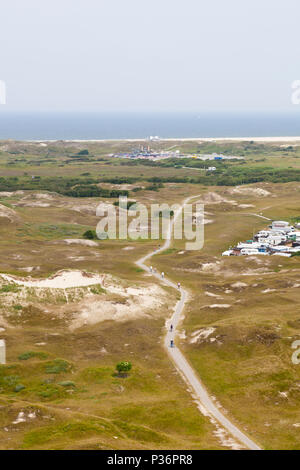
245, 213, 272, 221
136, 196, 261, 451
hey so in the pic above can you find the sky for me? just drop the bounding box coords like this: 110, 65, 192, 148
0, 0, 300, 112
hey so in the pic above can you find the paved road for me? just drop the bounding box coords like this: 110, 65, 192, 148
136, 196, 261, 451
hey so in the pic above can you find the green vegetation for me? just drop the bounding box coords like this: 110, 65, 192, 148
0, 176, 129, 198
0, 372, 20, 391
18, 351, 48, 361
83, 229, 98, 240
113, 200, 137, 210
13, 304, 22, 311
116, 361, 132, 377
1, 139, 300, 450
21, 420, 119, 449
160, 248, 177, 255
0, 284, 19, 293
89, 284, 106, 295
58, 381, 76, 387
45, 359, 71, 374
146, 183, 164, 191
2, 140, 300, 197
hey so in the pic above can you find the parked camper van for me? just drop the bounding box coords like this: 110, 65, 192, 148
222, 250, 233, 256
271, 221, 292, 233
256, 231, 270, 238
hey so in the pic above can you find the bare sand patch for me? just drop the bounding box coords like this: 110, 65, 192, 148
0, 270, 104, 289
190, 327, 216, 344
0, 191, 24, 197
12, 411, 37, 425
213, 427, 243, 450
24, 201, 51, 208
0, 269, 172, 328
207, 304, 231, 309
107, 183, 143, 190
205, 291, 223, 299
71, 203, 98, 214
0, 204, 19, 222
241, 268, 273, 276
34, 193, 54, 200
69, 283, 169, 330
231, 186, 271, 197
200, 262, 221, 273
19, 267, 35, 273
64, 239, 98, 247
197, 192, 237, 205
262, 288, 277, 294
15, 193, 56, 208
15, 193, 99, 215
231, 282, 248, 288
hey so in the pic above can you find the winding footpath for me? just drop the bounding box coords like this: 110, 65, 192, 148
136, 196, 261, 451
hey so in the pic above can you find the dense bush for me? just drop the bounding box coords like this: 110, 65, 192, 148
18, 351, 48, 361
83, 229, 98, 240
0, 177, 129, 198
116, 361, 132, 377
113, 200, 137, 210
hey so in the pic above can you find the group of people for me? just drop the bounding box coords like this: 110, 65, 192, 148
170, 324, 174, 348
149, 266, 181, 289
148, 265, 180, 349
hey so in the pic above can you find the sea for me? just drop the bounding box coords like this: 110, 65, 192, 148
0, 111, 299, 141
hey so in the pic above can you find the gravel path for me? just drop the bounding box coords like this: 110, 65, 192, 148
136, 195, 261, 451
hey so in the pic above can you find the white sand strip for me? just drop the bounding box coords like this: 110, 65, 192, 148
0, 270, 104, 289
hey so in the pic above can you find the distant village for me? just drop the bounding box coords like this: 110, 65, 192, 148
110, 144, 243, 164
222, 221, 300, 257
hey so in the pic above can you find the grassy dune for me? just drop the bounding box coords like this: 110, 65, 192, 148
152, 182, 300, 449
0, 141, 300, 449
0, 164, 221, 448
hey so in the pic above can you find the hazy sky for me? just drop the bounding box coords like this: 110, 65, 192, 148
1, 0, 300, 112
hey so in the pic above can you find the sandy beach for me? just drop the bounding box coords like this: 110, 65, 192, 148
27, 136, 300, 144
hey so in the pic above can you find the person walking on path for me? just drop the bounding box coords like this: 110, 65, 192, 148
150, 266, 153, 273
161, 272, 165, 279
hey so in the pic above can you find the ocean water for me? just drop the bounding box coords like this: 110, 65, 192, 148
0, 111, 299, 140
